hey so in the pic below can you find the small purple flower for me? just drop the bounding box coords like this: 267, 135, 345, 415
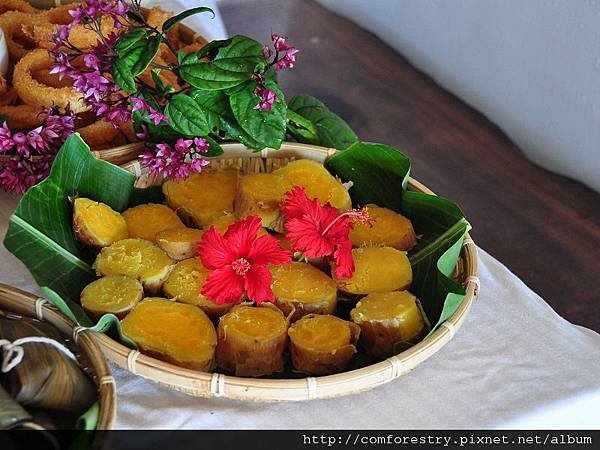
68, 5, 86, 24
26, 127, 49, 152
274, 47, 299, 71
83, 54, 101, 71
194, 137, 209, 152
0, 122, 13, 153
12, 132, 29, 157
254, 87, 278, 112
271, 33, 291, 52
49, 52, 72, 80
130, 97, 148, 114
147, 108, 169, 126
135, 125, 149, 141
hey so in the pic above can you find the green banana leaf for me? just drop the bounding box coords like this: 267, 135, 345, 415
326, 141, 471, 336
3, 134, 139, 348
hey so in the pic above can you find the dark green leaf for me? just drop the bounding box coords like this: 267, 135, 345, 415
131, 36, 161, 76
150, 69, 175, 97
287, 109, 318, 142
325, 141, 410, 210
115, 28, 146, 55
288, 94, 358, 149
179, 35, 264, 90
164, 93, 210, 136
162, 7, 214, 32
196, 38, 231, 60
229, 79, 287, 149
111, 58, 136, 93
203, 135, 225, 156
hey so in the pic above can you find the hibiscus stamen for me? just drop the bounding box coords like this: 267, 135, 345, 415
321, 207, 373, 237
231, 257, 251, 276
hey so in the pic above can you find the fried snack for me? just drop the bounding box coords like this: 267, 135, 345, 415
350, 291, 427, 358
0, 0, 37, 14
80, 275, 143, 320
30, 5, 113, 49
349, 204, 417, 251
0, 77, 18, 105
234, 173, 292, 231
288, 314, 360, 375
216, 304, 288, 377
32, 68, 73, 88
121, 298, 217, 371
273, 159, 352, 211
163, 257, 236, 318
271, 262, 338, 322
93, 238, 174, 294
116, 118, 138, 142
0, 11, 37, 60
147, 6, 180, 61
163, 169, 239, 227
72, 197, 128, 248
156, 227, 204, 260
77, 119, 120, 149
13, 49, 86, 112
122, 203, 185, 242
333, 246, 413, 296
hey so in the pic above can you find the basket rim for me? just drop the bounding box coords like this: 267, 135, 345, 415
88, 142, 480, 401
0, 284, 116, 429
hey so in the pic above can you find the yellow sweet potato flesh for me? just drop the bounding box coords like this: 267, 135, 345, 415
273, 159, 352, 211
333, 246, 412, 295
234, 173, 292, 231
216, 305, 288, 377
163, 170, 239, 227
163, 258, 235, 318
350, 290, 426, 358
92, 238, 174, 294
122, 203, 184, 242
72, 198, 128, 248
156, 227, 204, 260
271, 262, 338, 321
349, 204, 417, 251
80, 275, 143, 320
288, 314, 359, 375
121, 298, 217, 371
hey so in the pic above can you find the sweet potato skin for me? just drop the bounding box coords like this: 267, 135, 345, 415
156, 227, 204, 260
350, 291, 427, 358
288, 314, 360, 375
216, 304, 288, 377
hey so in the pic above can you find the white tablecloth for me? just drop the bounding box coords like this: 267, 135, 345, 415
1, 2, 599, 430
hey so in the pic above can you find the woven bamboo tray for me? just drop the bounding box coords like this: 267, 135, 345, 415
88, 141, 480, 402
0, 283, 116, 429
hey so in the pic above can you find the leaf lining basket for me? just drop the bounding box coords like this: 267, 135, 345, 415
88, 141, 479, 402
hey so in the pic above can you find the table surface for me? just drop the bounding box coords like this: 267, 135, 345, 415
220, 0, 600, 332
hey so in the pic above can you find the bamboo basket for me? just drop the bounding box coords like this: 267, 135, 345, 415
0, 283, 116, 429
89, 141, 480, 402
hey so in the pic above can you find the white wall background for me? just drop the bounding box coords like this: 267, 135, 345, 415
319, 0, 600, 192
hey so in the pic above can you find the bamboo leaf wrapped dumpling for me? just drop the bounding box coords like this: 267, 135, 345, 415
216, 305, 288, 377
121, 298, 217, 371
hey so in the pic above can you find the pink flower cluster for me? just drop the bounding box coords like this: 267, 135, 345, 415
140, 137, 210, 179
49, 0, 167, 128
254, 33, 299, 111
0, 107, 76, 193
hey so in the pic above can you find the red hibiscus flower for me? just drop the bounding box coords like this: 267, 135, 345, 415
281, 186, 372, 278
197, 216, 292, 305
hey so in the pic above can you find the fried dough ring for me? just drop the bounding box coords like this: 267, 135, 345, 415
31, 5, 113, 49
13, 49, 86, 113
0, 0, 37, 14
0, 104, 44, 128
77, 119, 119, 149
0, 11, 37, 60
